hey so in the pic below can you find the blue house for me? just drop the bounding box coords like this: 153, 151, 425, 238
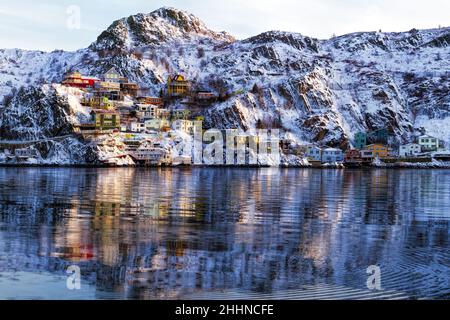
322, 148, 344, 163
306, 146, 322, 161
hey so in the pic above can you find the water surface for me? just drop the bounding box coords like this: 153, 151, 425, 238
0, 168, 448, 300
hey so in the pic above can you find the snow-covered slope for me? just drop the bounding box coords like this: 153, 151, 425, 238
0, 7, 449, 156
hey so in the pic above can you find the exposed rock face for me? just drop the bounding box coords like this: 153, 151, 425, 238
0, 7, 449, 160
0, 85, 98, 164
91, 7, 234, 51
0, 85, 76, 140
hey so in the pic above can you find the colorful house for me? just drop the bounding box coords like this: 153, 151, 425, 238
136, 104, 159, 120
305, 146, 322, 161
62, 71, 98, 89
95, 81, 121, 92
137, 96, 164, 107
89, 96, 114, 110
90, 109, 120, 130
344, 149, 363, 165
92, 90, 123, 101
120, 83, 139, 96
399, 143, 421, 157
167, 74, 189, 97
103, 68, 122, 83
197, 91, 217, 101
322, 148, 344, 163
354, 129, 389, 149
362, 144, 389, 159
418, 135, 441, 152
129, 122, 146, 133
354, 132, 367, 150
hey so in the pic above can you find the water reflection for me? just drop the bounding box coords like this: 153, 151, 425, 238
0, 168, 448, 300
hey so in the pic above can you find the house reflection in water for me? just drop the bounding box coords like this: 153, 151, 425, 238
0, 167, 448, 299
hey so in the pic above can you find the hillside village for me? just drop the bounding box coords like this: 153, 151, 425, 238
1, 65, 450, 167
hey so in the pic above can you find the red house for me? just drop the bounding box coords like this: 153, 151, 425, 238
62, 71, 99, 88
344, 149, 363, 167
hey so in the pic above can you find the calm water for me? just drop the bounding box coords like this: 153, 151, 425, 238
0, 167, 448, 300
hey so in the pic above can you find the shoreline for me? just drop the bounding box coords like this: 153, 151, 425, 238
1, 163, 450, 169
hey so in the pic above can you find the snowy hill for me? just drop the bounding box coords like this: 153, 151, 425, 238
0, 7, 449, 162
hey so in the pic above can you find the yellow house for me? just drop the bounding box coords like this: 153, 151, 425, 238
364, 144, 389, 159
96, 81, 121, 92
167, 74, 189, 97
89, 96, 114, 110
90, 109, 121, 130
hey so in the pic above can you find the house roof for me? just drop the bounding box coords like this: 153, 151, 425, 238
323, 148, 342, 152
105, 67, 121, 76
171, 74, 187, 82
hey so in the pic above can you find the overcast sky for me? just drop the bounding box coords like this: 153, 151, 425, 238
1, 0, 449, 51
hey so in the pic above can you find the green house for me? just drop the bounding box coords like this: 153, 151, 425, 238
354, 132, 367, 150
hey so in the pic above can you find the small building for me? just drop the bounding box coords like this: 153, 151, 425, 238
399, 143, 421, 157
129, 122, 146, 133
93, 90, 123, 101
418, 135, 440, 152
137, 96, 164, 107
145, 119, 171, 131
120, 83, 139, 96
305, 146, 322, 162
167, 74, 189, 97
62, 71, 98, 89
354, 132, 367, 150
322, 148, 344, 163
96, 81, 121, 92
15, 147, 38, 159
360, 149, 374, 161
196, 91, 217, 102
89, 96, 114, 110
90, 109, 120, 130
362, 144, 389, 159
344, 149, 363, 165
136, 104, 159, 120
103, 67, 122, 83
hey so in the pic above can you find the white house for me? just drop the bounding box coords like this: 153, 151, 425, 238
129, 122, 146, 133
399, 143, 421, 157
322, 148, 344, 163
360, 149, 374, 160
418, 135, 440, 152
305, 146, 322, 161
136, 104, 159, 120
104, 67, 122, 83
